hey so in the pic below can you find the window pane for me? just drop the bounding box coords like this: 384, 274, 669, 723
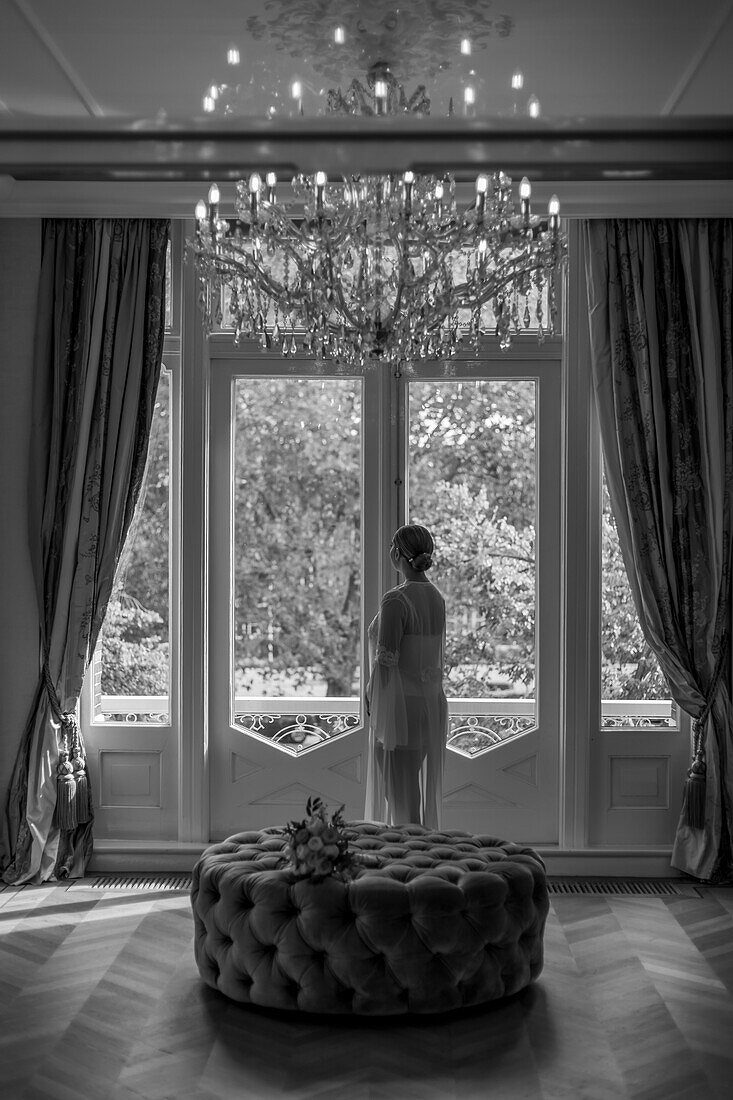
96, 367, 171, 723
601, 470, 676, 728
409, 379, 537, 755
233, 378, 361, 753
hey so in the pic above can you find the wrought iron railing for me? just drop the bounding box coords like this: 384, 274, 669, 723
96, 694, 679, 756
97, 695, 169, 724
600, 699, 678, 729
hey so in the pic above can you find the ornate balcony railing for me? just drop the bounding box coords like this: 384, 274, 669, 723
600, 699, 678, 729
95, 694, 679, 757
96, 695, 169, 724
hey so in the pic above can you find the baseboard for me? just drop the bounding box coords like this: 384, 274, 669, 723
89, 840, 678, 878
89, 841, 206, 873
536, 847, 678, 878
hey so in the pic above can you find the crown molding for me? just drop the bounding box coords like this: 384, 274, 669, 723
1, 177, 731, 219
0, 115, 732, 183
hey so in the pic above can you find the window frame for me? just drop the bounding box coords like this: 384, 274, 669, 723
561, 221, 690, 851
81, 217, 692, 856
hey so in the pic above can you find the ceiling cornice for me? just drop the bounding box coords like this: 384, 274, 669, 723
2, 179, 732, 219
0, 116, 732, 183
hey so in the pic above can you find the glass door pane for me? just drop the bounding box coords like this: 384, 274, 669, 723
408, 378, 537, 756
601, 469, 677, 729
232, 377, 362, 754
96, 365, 171, 724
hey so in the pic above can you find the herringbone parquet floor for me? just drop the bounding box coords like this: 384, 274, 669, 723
1, 880, 732, 1100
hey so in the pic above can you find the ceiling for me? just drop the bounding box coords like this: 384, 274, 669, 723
0, 0, 732, 214
1, 0, 733, 121
1, 0, 730, 121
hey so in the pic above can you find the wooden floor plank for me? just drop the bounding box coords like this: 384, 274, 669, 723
0, 883, 732, 1099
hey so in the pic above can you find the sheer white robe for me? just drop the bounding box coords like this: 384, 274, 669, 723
364, 581, 448, 829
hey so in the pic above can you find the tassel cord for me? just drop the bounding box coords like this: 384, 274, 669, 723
683, 632, 729, 830
44, 655, 92, 830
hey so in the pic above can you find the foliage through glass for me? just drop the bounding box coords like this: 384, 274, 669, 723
408, 378, 538, 756
96, 367, 171, 721
601, 470, 675, 727
233, 377, 362, 701
409, 379, 537, 700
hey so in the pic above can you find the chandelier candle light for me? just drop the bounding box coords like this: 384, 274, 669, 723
192, 70, 566, 369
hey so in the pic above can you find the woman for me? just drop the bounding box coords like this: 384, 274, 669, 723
364, 524, 448, 828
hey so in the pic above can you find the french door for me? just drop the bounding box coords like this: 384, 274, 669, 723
209, 347, 562, 843
208, 357, 382, 838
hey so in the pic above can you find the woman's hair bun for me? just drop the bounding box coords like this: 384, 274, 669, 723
392, 523, 435, 571
411, 552, 433, 572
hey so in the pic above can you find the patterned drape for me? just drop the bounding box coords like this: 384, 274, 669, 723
2, 218, 170, 884
583, 219, 733, 882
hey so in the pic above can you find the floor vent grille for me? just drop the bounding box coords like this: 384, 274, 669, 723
548, 878, 699, 897
83, 874, 193, 891
75, 875, 700, 897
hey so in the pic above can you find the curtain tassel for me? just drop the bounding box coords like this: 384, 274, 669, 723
67, 715, 92, 826
54, 714, 92, 830
71, 756, 92, 824
682, 720, 706, 830
681, 640, 728, 831
682, 753, 706, 829
55, 738, 78, 831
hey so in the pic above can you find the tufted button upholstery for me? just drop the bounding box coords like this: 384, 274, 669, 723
191, 822, 548, 1015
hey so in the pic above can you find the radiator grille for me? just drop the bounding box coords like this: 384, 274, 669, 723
548, 878, 700, 897
83, 873, 193, 891
77, 874, 700, 897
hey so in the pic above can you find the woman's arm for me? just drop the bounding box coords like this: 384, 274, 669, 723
367, 592, 409, 749
375, 591, 405, 667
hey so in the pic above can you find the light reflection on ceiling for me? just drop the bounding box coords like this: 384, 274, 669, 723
0, 0, 731, 124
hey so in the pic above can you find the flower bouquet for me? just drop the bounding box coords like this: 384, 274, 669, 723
285, 796, 359, 882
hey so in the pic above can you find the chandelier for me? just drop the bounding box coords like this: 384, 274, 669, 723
191, 65, 567, 368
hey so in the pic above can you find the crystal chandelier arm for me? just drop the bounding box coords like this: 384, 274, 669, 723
327, 276, 365, 332
428, 248, 561, 324
205, 246, 297, 307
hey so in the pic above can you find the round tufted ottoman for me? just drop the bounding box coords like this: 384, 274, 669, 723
191, 823, 549, 1016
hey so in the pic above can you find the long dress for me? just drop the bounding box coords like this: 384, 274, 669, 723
364, 580, 448, 829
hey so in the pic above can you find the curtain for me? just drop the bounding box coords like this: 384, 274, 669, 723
2, 218, 170, 884
583, 219, 733, 882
